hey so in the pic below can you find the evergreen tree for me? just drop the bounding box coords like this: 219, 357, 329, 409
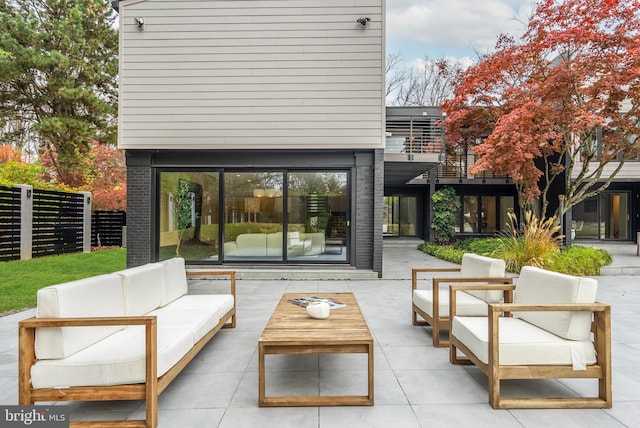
0, 0, 118, 186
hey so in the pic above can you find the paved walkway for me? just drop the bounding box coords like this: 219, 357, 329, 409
0, 240, 638, 427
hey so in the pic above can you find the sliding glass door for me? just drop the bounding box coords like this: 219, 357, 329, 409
158, 170, 349, 263
158, 172, 220, 261
573, 192, 630, 240
383, 196, 417, 237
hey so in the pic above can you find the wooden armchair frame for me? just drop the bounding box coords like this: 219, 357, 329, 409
412, 267, 513, 347
18, 270, 236, 428
449, 283, 612, 409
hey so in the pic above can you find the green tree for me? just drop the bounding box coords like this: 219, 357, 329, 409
0, 0, 118, 186
175, 179, 195, 256
431, 186, 460, 244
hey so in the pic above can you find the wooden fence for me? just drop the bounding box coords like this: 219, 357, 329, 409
92, 211, 126, 247
32, 189, 85, 257
0, 186, 21, 261
0, 185, 126, 262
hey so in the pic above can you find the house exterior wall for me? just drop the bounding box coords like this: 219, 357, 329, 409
571, 161, 640, 181
125, 149, 381, 273
118, 0, 385, 150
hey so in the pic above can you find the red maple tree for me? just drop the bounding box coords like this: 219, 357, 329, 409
443, 0, 640, 217
89, 143, 126, 211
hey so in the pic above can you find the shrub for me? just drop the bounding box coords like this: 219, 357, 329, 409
419, 242, 464, 264
545, 245, 613, 276
454, 237, 502, 255
431, 187, 461, 245
420, 239, 612, 276
492, 211, 562, 273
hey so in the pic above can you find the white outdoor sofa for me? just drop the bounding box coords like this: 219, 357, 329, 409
412, 253, 513, 347
449, 265, 612, 409
18, 257, 236, 428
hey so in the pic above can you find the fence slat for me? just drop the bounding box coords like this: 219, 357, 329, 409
92, 211, 126, 247
0, 186, 126, 261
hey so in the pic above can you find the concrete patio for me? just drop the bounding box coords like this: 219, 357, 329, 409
1, 239, 639, 427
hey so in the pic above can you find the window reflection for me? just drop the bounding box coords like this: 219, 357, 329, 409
288, 172, 348, 261
223, 172, 284, 261
159, 172, 219, 261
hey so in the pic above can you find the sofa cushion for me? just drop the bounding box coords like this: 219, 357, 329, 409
266, 232, 283, 257
452, 316, 596, 366
234, 233, 267, 256
115, 264, 164, 316
459, 253, 506, 303
514, 266, 598, 340
30, 326, 193, 388
148, 306, 219, 344
413, 289, 488, 317
156, 257, 188, 306
35, 274, 126, 360
163, 295, 234, 321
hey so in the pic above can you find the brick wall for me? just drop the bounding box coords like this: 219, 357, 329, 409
125, 152, 153, 267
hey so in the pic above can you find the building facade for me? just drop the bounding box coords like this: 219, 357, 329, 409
384, 107, 639, 244
118, 0, 387, 274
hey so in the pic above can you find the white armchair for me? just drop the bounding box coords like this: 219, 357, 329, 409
449, 266, 612, 409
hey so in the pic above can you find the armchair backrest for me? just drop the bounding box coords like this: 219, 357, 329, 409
514, 266, 598, 341
459, 253, 506, 302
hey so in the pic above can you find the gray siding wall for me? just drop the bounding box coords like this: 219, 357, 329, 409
118, 0, 384, 150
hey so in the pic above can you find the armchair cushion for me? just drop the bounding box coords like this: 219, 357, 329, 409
459, 254, 506, 303
514, 266, 598, 340
413, 289, 488, 317
452, 316, 596, 366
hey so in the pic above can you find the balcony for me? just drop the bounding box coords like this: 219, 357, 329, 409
384, 107, 445, 186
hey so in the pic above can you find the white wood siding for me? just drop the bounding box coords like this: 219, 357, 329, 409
118, 0, 384, 150
572, 161, 640, 181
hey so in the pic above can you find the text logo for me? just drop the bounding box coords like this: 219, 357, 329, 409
1, 406, 68, 427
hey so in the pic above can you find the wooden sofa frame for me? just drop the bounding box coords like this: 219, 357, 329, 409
448, 283, 612, 409
411, 267, 513, 347
18, 270, 236, 428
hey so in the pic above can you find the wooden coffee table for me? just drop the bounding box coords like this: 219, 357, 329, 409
258, 292, 374, 407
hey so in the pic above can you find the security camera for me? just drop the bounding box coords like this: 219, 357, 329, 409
134, 17, 144, 29
356, 17, 371, 26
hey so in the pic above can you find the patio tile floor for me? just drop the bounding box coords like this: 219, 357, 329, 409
1, 239, 638, 427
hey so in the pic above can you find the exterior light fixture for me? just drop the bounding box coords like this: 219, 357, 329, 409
134, 17, 144, 29
356, 17, 370, 27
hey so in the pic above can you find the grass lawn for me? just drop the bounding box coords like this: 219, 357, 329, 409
0, 248, 126, 315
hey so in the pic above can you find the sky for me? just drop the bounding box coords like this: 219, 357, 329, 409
386, 0, 534, 67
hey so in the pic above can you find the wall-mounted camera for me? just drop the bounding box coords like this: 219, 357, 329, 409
356, 17, 371, 27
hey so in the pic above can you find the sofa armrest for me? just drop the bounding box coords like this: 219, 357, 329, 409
18, 316, 157, 405
449, 282, 515, 318
186, 270, 236, 299
223, 241, 237, 254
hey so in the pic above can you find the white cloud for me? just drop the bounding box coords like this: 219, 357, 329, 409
387, 0, 532, 56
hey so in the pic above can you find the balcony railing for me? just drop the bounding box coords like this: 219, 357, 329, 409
425, 153, 508, 180
385, 112, 445, 157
